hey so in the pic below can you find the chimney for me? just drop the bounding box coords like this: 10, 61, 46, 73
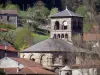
17, 68, 19, 73
5, 45, 8, 50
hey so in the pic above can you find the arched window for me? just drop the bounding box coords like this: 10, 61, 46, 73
63, 58, 68, 65
64, 26, 67, 30
61, 34, 64, 38
66, 72, 70, 75
54, 21, 60, 30
53, 34, 57, 39
65, 34, 68, 39
62, 21, 68, 30
29, 53, 34, 60
40, 54, 45, 65
58, 34, 60, 38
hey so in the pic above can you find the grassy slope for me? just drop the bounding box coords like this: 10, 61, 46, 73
32, 33, 49, 44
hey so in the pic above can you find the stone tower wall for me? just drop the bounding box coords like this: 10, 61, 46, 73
50, 18, 72, 41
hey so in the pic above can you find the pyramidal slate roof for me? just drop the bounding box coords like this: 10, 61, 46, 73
50, 7, 83, 18
21, 38, 86, 53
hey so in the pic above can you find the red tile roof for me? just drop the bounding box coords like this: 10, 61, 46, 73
0, 45, 17, 52
0, 28, 8, 32
0, 57, 56, 75
0, 10, 18, 15
9, 57, 42, 67
4, 67, 56, 75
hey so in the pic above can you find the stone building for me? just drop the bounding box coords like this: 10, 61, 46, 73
50, 7, 83, 42
20, 7, 86, 74
0, 10, 18, 27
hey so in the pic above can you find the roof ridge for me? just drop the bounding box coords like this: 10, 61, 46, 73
65, 8, 72, 16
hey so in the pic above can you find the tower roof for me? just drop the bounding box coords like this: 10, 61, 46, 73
50, 7, 83, 18
21, 38, 86, 53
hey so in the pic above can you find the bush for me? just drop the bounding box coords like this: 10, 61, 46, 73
0, 23, 16, 29
14, 28, 34, 50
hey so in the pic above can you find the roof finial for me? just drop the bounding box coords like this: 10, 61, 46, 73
66, 6, 68, 10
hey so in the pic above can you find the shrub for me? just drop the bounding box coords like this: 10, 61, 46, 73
0, 23, 16, 29
14, 28, 34, 50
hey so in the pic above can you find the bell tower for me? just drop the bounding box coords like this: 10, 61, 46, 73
50, 7, 83, 42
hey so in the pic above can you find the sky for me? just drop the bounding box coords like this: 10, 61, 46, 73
0, 0, 62, 10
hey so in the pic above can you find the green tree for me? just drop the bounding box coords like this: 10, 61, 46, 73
49, 7, 58, 16
27, 1, 50, 31
4, 1, 19, 10
14, 28, 33, 50
0, 23, 16, 29
76, 5, 92, 33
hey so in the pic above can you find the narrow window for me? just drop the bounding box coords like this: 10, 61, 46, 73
58, 34, 60, 38
62, 25, 68, 30
7, 16, 9, 21
61, 34, 64, 38
54, 21, 60, 30
65, 34, 68, 39
53, 34, 57, 39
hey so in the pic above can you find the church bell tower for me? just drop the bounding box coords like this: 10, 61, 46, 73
50, 7, 83, 42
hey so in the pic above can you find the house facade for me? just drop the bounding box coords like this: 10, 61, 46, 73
0, 10, 18, 27
0, 40, 18, 59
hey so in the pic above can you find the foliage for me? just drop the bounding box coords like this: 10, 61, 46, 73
14, 28, 33, 50
20, 44, 29, 51
0, 23, 16, 29
5, 1, 19, 10
32, 33, 49, 44
0, 69, 5, 75
4, 30, 16, 43
76, 5, 87, 16
49, 7, 58, 16
83, 23, 93, 33
61, 0, 82, 11
19, 10, 28, 17
0, 4, 3, 10
76, 5, 92, 33
26, 2, 50, 31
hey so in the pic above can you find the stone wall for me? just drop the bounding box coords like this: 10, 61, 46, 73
50, 18, 72, 41
20, 52, 76, 70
